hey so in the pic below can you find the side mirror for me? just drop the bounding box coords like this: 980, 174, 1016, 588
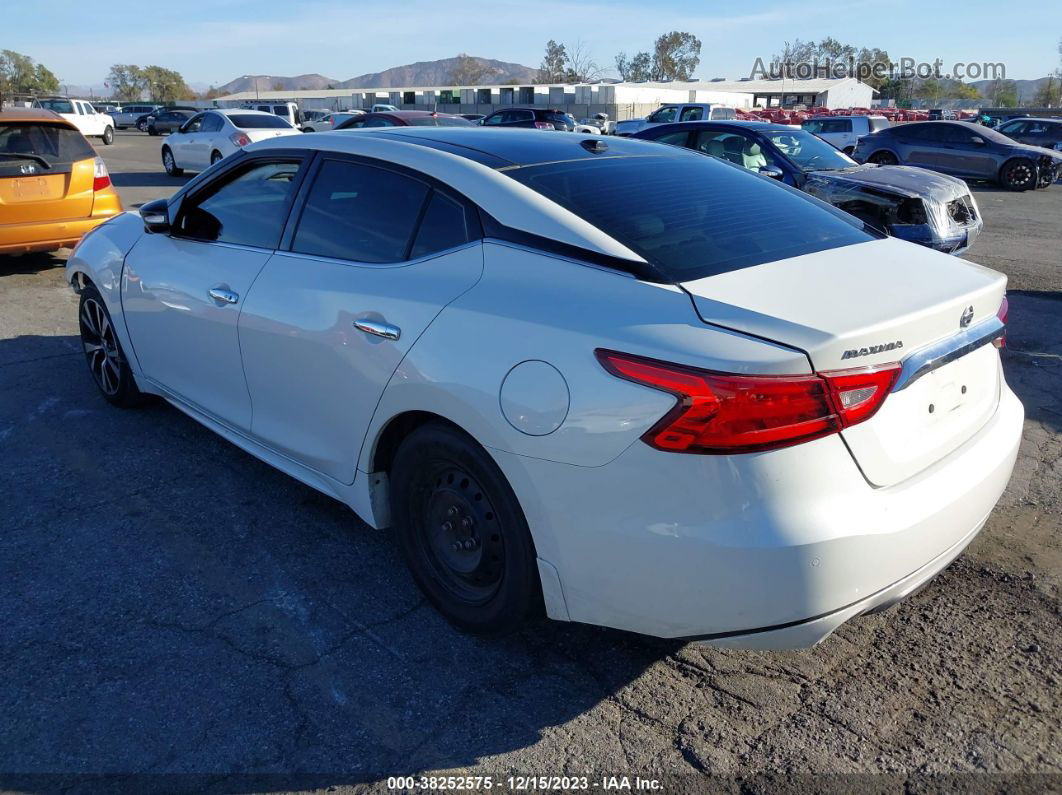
141, 199, 170, 234
759, 167, 784, 180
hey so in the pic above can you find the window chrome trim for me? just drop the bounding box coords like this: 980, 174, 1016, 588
892, 316, 1004, 392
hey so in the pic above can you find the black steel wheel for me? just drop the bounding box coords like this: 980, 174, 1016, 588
391, 422, 541, 634
1000, 158, 1037, 191
868, 150, 899, 165
78, 285, 148, 407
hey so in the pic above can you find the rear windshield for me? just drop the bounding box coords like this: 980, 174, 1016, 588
868, 117, 890, 132
0, 122, 95, 174
36, 99, 74, 114
229, 114, 292, 129
405, 116, 474, 127
505, 153, 874, 281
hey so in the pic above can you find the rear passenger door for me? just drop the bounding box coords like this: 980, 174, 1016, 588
237, 156, 484, 483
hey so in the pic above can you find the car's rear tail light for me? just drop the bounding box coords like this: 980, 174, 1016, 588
994, 294, 1009, 348
595, 350, 900, 454
533, 121, 553, 130
230, 132, 251, 147
92, 157, 111, 191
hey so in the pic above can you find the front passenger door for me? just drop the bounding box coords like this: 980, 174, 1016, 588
123, 157, 306, 430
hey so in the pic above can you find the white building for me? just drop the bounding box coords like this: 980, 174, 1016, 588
214, 77, 871, 120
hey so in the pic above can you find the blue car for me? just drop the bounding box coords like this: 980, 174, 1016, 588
633, 120, 984, 255
852, 121, 1062, 191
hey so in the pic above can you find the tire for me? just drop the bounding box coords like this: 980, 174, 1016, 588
136, 119, 148, 132
390, 422, 542, 634
78, 285, 149, 408
148, 126, 158, 136
867, 150, 899, 165
842, 145, 855, 155
162, 147, 183, 176
101, 126, 114, 145
1000, 158, 1038, 191
210, 151, 223, 166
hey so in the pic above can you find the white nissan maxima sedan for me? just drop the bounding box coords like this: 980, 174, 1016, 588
66, 129, 1022, 648
160, 109, 301, 176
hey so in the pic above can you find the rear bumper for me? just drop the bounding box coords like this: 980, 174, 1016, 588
0, 201, 121, 254
494, 380, 1023, 647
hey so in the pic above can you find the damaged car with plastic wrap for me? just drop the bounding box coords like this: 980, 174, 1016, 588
633, 120, 983, 255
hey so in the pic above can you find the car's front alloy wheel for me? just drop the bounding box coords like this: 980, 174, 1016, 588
868, 150, 898, 165
1001, 158, 1038, 191
391, 422, 542, 634
162, 147, 183, 176
78, 286, 148, 407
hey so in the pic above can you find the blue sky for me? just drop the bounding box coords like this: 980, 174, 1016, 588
11, 0, 1062, 88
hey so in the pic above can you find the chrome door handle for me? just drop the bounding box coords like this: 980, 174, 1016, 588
208, 287, 239, 304
353, 319, 401, 341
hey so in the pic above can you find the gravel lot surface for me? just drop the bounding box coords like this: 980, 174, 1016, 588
0, 132, 1059, 793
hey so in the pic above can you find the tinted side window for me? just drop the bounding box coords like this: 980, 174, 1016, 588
177, 160, 301, 247
680, 106, 704, 122
868, 117, 889, 132
410, 192, 470, 259
654, 131, 691, 146
201, 113, 224, 132
292, 160, 429, 262
183, 114, 205, 133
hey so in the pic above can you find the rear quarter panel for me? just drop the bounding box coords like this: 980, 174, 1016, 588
362, 242, 811, 474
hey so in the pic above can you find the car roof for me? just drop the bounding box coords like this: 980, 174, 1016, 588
0, 107, 76, 127
329, 126, 666, 166
640, 120, 798, 134
217, 108, 273, 115
245, 127, 677, 262
379, 111, 465, 119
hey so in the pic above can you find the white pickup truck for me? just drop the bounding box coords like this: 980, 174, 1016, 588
614, 103, 738, 136
33, 98, 115, 145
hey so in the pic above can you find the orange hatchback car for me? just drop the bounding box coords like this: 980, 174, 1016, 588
0, 108, 122, 255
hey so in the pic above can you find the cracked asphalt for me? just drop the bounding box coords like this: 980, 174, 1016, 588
0, 133, 1059, 792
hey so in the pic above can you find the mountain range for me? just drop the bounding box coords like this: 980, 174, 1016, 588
969, 77, 1054, 103
215, 56, 539, 94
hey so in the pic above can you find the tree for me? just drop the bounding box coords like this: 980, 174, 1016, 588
769, 39, 892, 90
107, 64, 146, 101
449, 53, 490, 85
141, 65, 192, 103
0, 50, 61, 100
615, 52, 652, 82
1033, 76, 1061, 107
650, 31, 701, 81
272, 81, 285, 92
201, 85, 223, 100
982, 79, 1018, 107
952, 81, 981, 101
32, 63, 59, 94
563, 40, 601, 83
537, 40, 568, 83
915, 78, 944, 104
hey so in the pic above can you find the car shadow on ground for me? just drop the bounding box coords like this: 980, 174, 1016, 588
0, 333, 673, 791
111, 172, 190, 190
1002, 290, 1062, 436
0, 252, 67, 277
